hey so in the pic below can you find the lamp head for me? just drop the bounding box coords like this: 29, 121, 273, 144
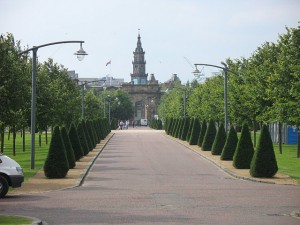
192, 66, 200, 76
74, 43, 88, 61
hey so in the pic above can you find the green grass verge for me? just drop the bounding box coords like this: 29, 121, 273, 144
0, 215, 32, 225
273, 144, 300, 183
2, 132, 51, 181
238, 131, 300, 183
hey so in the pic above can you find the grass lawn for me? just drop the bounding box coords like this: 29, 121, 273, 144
239, 131, 300, 183
0, 215, 32, 225
274, 144, 300, 183
1, 132, 51, 181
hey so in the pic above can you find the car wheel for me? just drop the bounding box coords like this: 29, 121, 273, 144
0, 175, 9, 198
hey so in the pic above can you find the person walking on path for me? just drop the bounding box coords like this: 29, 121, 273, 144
119, 120, 124, 130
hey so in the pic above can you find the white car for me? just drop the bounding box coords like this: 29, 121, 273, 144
0, 153, 24, 198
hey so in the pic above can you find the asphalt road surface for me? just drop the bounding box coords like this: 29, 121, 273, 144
2, 128, 300, 225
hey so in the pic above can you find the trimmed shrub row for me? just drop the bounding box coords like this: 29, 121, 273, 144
164, 117, 278, 178
149, 119, 163, 130
44, 118, 111, 179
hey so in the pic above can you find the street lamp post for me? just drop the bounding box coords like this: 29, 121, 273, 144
193, 63, 237, 133
20, 41, 87, 169
78, 80, 106, 119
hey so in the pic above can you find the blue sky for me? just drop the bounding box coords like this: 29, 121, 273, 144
0, 0, 299, 83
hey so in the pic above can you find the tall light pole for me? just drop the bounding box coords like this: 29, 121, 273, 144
20, 41, 87, 169
79, 79, 106, 119
193, 63, 238, 133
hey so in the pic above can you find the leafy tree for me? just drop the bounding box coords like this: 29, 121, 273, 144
44, 126, 69, 178
202, 119, 216, 151
61, 126, 76, 169
211, 123, 226, 155
233, 123, 254, 169
0, 33, 31, 154
221, 126, 238, 160
250, 124, 278, 177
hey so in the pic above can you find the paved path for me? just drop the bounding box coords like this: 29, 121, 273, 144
1, 128, 300, 224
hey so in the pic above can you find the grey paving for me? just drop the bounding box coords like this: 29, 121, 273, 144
1, 128, 300, 225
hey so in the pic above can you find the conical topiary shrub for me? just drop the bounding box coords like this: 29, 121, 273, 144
87, 120, 97, 147
233, 122, 254, 169
69, 123, 84, 161
44, 126, 69, 178
189, 118, 201, 145
202, 119, 216, 151
197, 119, 207, 147
61, 126, 76, 169
250, 124, 278, 177
180, 117, 190, 141
175, 118, 183, 138
186, 118, 194, 142
221, 126, 238, 160
77, 122, 89, 156
83, 121, 93, 152
211, 123, 226, 155
171, 119, 179, 137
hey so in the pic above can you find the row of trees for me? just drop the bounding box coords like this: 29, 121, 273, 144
0, 33, 134, 155
165, 118, 278, 178
44, 118, 110, 178
157, 24, 300, 156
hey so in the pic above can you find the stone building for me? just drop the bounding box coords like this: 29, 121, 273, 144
122, 33, 161, 124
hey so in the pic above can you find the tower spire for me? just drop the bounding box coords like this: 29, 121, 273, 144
131, 31, 147, 85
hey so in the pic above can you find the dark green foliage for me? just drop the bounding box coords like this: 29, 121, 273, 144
221, 126, 238, 160
93, 119, 101, 142
186, 118, 194, 142
44, 126, 69, 178
189, 118, 201, 145
180, 117, 190, 141
211, 123, 226, 155
110, 118, 118, 130
171, 119, 178, 137
69, 123, 84, 161
165, 118, 172, 134
88, 120, 97, 146
202, 119, 216, 151
233, 123, 254, 169
77, 122, 89, 156
175, 119, 183, 138
61, 126, 76, 169
197, 119, 207, 147
250, 124, 278, 177
149, 119, 163, 130
82, 121, 93, 151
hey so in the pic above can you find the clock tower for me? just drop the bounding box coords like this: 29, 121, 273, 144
131, 33, 148, 85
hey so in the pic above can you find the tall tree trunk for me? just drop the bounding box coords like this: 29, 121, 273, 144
297, 130, 300, 158
22, 127, 25, 152
278, 122, 282, 154
8, 127, 10, 140
253, 118, 256, 148
0, 126, 4, 153
39, 132, 42, 147
45, 126, 48, 145
12, 126, 16, 156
